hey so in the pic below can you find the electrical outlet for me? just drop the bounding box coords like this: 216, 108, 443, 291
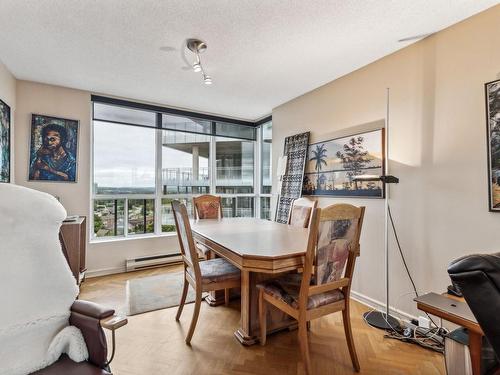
418, 316, 430, 329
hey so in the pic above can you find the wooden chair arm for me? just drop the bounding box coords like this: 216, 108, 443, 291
100, 315, 128, 331
309, 278, 350, 296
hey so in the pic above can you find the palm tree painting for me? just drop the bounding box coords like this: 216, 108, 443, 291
310, 144, 327, 190
302, 128, 384, 198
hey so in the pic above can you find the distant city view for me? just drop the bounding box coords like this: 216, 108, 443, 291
93, 120, 271, 238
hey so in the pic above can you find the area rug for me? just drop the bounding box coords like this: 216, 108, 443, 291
126, 272, 203, 316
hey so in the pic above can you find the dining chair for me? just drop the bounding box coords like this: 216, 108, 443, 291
172, 200, 240, 345
193, 194, 223, 220
287, 197, 318, 228
258, 203, 365, 374
192, 194, 223, 260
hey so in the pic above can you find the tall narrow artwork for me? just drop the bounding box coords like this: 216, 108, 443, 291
486, 79, 500, 211
29, 114, 79, 182
275, 132, 310, 223
0, 99, 10, 183
302, 129, 384, 198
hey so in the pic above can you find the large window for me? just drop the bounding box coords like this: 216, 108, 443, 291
91, 97, 271, 239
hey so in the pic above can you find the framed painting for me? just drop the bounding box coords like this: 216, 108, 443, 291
28, 114, 79, 182
302, 128, 385, 198
486, 79, 500, 211
0, 99, 10, 183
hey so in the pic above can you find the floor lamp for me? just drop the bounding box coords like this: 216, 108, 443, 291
354, 88, 400, 330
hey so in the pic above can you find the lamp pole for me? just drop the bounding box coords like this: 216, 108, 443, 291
361, 88, 401, 330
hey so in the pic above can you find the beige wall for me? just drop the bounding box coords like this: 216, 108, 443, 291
272, 6, 500, 317
0, 60, 16, 181
14, 81, 180, 275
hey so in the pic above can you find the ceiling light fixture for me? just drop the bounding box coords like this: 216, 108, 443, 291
187, 38, 213, 85
203, 74, 212, 85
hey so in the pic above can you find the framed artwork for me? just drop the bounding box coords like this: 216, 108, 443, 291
29, 114, 79, 182
486, 79, 500, 211
0, 99, 10, 183
302, 128, 384, 198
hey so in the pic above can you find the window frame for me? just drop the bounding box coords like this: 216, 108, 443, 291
90, 97, 271, 242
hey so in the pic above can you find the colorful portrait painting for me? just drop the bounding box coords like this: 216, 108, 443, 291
29, 114, 79, 182
0, 99, 10, 183
486, 79, 500, 211
302, 129, 384, 198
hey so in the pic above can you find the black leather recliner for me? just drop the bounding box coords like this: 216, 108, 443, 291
447, 252, 500, 361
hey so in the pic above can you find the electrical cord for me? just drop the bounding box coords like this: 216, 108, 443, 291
387, 205, 439, 328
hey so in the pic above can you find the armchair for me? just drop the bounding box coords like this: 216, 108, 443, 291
448, 253, 500, 360
0, 184, 126, 374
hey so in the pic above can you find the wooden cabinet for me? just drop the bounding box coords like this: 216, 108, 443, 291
59, 216, 86, 284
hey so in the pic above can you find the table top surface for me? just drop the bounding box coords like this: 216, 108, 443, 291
415, 292, 478, 325
191, 218, 309, 260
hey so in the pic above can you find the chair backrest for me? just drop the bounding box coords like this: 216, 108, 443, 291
0, 184, 79, 374
172, 200, 201, 279
288, 197, 318, 228
193, 194, 223, 220
448, 253, 500, 359
315, 204, 364, 285
299, 204, 365, 307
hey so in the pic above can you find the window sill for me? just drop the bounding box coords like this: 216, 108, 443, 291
89, 232, 177, 244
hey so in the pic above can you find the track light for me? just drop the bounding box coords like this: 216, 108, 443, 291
192, 62, 202, 72
187, 38, 213, 85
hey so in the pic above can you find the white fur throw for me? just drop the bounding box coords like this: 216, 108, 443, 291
48, 326, 89, 364
0, 184, 81, 374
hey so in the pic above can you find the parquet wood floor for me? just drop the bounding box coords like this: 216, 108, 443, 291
80, 267, 445, 375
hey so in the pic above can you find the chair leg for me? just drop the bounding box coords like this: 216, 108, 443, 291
175, 277, 189, 321
258, 289, 267, 346
224, 288, 230, 306
298, 318, 312, 375
306, 321, 311, 331
185, 288, 202, 345
342, 304, 360, 372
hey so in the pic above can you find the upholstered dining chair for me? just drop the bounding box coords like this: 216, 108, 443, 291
287, 197, 318, 228
192, 194, 223, 260
172, 200, 241, 344
258, 204, 365, 375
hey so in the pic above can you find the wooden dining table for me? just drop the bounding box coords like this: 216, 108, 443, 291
191, 217, 309, 345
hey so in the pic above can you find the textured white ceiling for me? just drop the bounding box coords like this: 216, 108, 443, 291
0, 0, 498, 120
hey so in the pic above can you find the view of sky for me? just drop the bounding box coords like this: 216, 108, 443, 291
93, 121, 208, 189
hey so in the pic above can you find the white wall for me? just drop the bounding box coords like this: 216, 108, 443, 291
0, 59, 16, 182
272, 5, 500, 317
14, 81, 180, 275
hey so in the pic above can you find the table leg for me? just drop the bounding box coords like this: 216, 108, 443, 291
234, 270, 298, 346
205, 250, 230, 306
469, 331, 482, 375
205, 290, 225, 306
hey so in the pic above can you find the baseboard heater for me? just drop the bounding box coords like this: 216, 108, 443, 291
126, 253, 183, 272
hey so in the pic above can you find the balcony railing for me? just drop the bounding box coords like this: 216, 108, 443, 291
162, 166, 255, 187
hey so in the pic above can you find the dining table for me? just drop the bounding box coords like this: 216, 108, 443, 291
191, 217, 309, 345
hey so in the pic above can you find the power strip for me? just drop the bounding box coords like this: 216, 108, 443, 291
418, 316, 431, 329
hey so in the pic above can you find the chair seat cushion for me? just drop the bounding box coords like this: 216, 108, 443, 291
257, 273, 344, 310
32, 355, 111, 375
187, 258, 240, 284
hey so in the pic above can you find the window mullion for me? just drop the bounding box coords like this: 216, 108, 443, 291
255, 125, 261, 219
155, 123, 162, 235
210, 131, 216, 195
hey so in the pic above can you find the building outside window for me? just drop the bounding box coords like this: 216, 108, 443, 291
91, 98, 272, 239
